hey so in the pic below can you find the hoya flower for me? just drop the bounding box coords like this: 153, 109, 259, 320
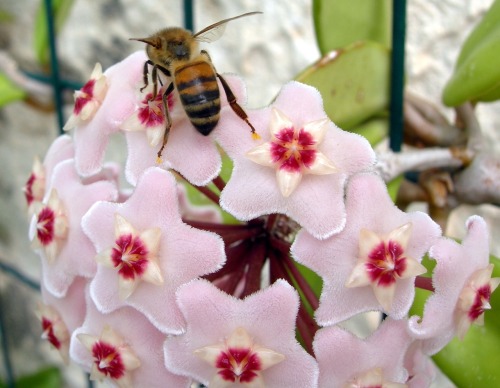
37, 277, 87, 363
24, 157, 45, 211
408, 216, 500, 354
313, 319, 411, 387
246, 108, 337, 197
78, 326, 140, 387
31, 188, 68, 264
82, 167, 226, 334
63, 63, 108, 131
36, 303, 71, 364
292, 173, 441, 325
217, 81, 376, 239
70, 51, 147, 177
23, 135, 75, 213
124, 74, 248, 187
121, 82, 177, 149
94, 214, 163, 300
72, 290, 189, 388
30, 159, 118, 297
164, 279, 319, 387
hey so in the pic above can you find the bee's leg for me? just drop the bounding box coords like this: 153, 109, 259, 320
150, 65, 171, 99
156, 67, 171, 88
150, 65, 159, 99
157, 82, 175, 162
216, 73, 260, 140
140, 60, 154, 92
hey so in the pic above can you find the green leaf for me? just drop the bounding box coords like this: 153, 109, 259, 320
442, 27, 500, 106
34, 0, 74, 66
296, 261, 322, 300
455, 0, 500, 68
14, 366, 61, 388
0, 72, 26, 106
313, 0, 392, 54
387, 175, 403, 203
349, 116, 388, 146
296, 42, 390, 129
442, 0, 500, 106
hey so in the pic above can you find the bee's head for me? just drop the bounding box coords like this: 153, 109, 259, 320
131, 27, 198, 67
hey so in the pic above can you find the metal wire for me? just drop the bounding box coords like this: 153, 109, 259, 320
44, 0, 65, 134
389, 0, 406, 152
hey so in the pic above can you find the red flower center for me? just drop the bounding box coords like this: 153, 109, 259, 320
469, 284, 492, 321
92, 341, 125, 380
37, 207, 55, 246
365, 240, 407, 287
73, 79, 96, 115
41, 317, 61, 349
111, 234, 149, 280
216, 347, 261, 383
24, 173, 36, 206
270, 127, 317, 173
138, 91, 174, 127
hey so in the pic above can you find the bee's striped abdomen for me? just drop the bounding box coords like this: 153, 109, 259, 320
175, 61, 220, 136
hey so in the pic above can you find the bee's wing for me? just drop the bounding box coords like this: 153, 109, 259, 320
193, 11, 262, 43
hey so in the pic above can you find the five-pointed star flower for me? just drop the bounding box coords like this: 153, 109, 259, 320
408, 215, 500, 354
71, 290, 189, 388
217, 81, 376, 240
164, 279, 319, 387
313, 319, 412, 388
24, 135, 75, 214
37, 277, 87, 363
69, 51, 147, 177
82, 167, 226, 334
292, 173, 441, 325
63, 63, 108, 132
30, 159, 118, 297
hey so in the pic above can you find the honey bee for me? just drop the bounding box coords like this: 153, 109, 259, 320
131, 12, 262, 161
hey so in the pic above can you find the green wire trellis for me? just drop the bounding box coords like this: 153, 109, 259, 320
0, 0, 405, 386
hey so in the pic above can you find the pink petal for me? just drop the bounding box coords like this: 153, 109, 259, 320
292, 173, 441, 325
125, 74, 247, 186
313, 319, 411, 387
164, 279, 318, 387
217, 82, 376, 239
34, 159, 118, 297
408, 215, 493, 354
70, 288, 190, 387
82, 167, 225, 334
73, 51, 147, 177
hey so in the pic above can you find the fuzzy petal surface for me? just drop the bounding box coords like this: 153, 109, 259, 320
164, 279, 319, 387
30, 159, 118, 297
38, 277, 87, 363
82, 167, 226, 334
24, 135, 75, 214
217, 81, 375, 240
72, 51, 147, 177
292, 173, 441, 326
70, 288, 189, 387
313, 319, 411, 387
408, 215, 495, 354
125, 74, 247, 187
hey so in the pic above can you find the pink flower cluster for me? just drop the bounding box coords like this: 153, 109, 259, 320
26, 52, 498, 387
